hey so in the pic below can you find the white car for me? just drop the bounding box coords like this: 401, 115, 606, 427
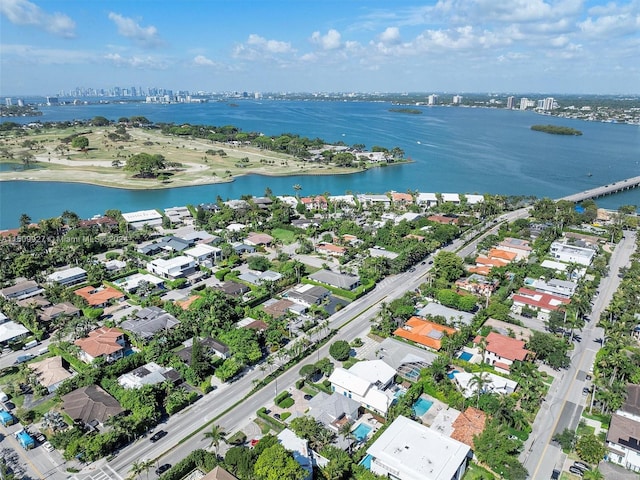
43, 442, 54, 452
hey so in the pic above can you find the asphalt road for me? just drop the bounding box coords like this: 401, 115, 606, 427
522, 230, 636, 479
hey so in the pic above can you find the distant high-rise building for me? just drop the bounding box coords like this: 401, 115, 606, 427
537, 99, 545, 109
17, 99, 24, 107
5, 98, 12, 106
46, 96, 59, 106
507, 96, 515, 109
520, 97, 534, 110
428, 94, 439, 105
452, 95, 463, 105
543, 97, 556, 111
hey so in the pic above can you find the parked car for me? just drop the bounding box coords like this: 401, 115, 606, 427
150, 430, 167, 443
155, 464, 171, 475
551, 469, 560, 480
573, 461, 591, 472
303, 394, 313, 401
273, 413, 281, 420
42, 442, 54, 452
569, 465, 585, 476
582, 387, 591, 395
15, 354, 34, 364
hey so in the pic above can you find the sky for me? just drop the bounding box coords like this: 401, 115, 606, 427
1, 0, 639, 96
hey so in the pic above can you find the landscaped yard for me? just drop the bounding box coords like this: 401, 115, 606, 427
271, 228, 297, 244
463, 463, 496, 479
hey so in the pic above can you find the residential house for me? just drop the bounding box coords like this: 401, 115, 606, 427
308, 392, 360, 432
277, 429, 314, 480
390, 192, 413, 206
200, 466, 239, 480
300, 195, 328, 211
74, 285, 124, 307
417, 192, 438, 208
455, 274, 498, 296
474, 332, 531, 373
0, 280, 44, 300
164, 206, 192, 225
487, 248, 518, 263
365, 415, 471, 480
328, 361, 396, 416
238, 270, 283, 286
156, 236, 194, 252
511, 288, 571, 321
549, 241, 596, 266
451, 407, 487, 449
497, 237, 532, 260
527, 277, 577, 298
184, 243, 222, 266
28, 356, 73, 393
415, 304, 475, 327
113, 273, 164, 293
217, 281, 250, 297
61, 385, 124, 428
117, 362, 180, 389
540, 259, 587, 280
46, 267, 87, 286
368, 247, 399, 260
121, 209, 163, 230
147, 256, 196, 279
451, 371, 518, 398
358, 194, 391, 208
75, 327, 126, 364
284, 284, 330, 308
316, 243, 346, 257
120, 306, 180, 340
483, 318, 533, 342
0, 313, 29, 345
308, 270, 360, 291
175, 337, 230, 365
606, 384, 640, 472
262, 298, 296, 319
39, 302, 80, 323
231, 242, 256, 254
441, 193, 461, 204
427, 214, 459, 225
16, 295, 50, 308
245, 232, 274, 246
394, 317, 457, 351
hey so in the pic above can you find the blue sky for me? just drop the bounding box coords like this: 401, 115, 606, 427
1, 0, 639, 95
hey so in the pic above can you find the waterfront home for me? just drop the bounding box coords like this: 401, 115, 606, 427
61, 385, 124, 428
117, 362, 180, 389
0, 280, 44, 301
390, 192, 414, 205
365, 415, 471, 480
122, 209, 163, 230
358, 194, 391, 208
511, 288, 571, 321
394, 317, 457, 351
46, 266, 87, 287
74, 327, 126, 364
120, 306, 180, 340
416, 192, 438, 208
164, 206, 192, 225
301, 195, 328, 211
473, 332, 531, 373
549, 241, 596, 266
147, 256, 196, 279
74, 285, 124, 307
606, 384, 640, 472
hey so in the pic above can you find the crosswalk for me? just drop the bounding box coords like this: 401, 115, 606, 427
70, 464, 123, 480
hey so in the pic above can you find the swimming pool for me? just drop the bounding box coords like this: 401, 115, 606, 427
459, 351, 474, 361
447, 369, 460, 379
352, 423, 372, 441
360, 454, 373, 469
413, 397, 434, 416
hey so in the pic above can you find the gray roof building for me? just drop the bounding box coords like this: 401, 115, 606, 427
61, 385, 124, 426
308, 270, 360, 291
121, 306, 180, 340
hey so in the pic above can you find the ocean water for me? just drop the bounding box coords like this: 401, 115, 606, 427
1, 100, 639, 228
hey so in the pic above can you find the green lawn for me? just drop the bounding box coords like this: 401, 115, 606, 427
271, 228, 297, 244
463, 463, 496, 479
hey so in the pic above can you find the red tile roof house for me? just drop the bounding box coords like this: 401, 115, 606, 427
390, 192, 414, 205
244, 232, 274, 246
300, 195, 328, 211
474, 332, 532, 374
511, 288, 571, 321
427, 215, 459, 225
316, 243, 346, 257
75, 327, 126, 364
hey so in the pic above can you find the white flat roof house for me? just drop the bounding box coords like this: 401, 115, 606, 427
452, 371, 518, 398
184, 244, 222, 264
46, 267, 87, 286
417, 192, 438, 207
549, 241, 596, 266
366, 415, 471, 480
328, 364, 395, 416
147, 256, 196, 279
122, 209, 163, 230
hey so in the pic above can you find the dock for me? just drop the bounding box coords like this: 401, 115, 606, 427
559, 176, 640, 203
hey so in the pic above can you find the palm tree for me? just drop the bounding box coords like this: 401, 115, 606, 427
468, 372, 490, 408
140, 459, 155, 480
583, 468, 604, 480
203, 424, 226, 455
129, 461, 144, 480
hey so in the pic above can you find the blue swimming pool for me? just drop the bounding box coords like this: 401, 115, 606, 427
413, 397, 434, 416
360, 454, 373, 469
447, 369, 460, 379
459, 351, 473, 361
353, 423, 372, 441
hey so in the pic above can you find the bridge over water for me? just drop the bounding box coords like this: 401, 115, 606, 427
559, 175, 640, 203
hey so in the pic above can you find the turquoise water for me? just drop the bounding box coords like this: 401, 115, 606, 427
459, 351, 474, 361
360, 454, 373, 469
413, 397, 434, 416
2, 100, 639, 228
353, 423, 372, 441
447, 370, 460, 379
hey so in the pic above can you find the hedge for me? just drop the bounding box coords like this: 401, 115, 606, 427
256, 407, 285, 432
274, 391, 291, 405
280, 412, 292, 421
278, 397, 294, 409
158, 449, 217, 480
295, 378, 305, 389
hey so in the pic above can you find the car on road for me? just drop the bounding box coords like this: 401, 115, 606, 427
550, 469, 560, 480
155, 464, 171, 475
42, 442, 54, 452
428, 260, 433, 264
408, 267, 416, 272
15, 354, 34, 364
150, 430, 167, 442
569, 465, 584, 476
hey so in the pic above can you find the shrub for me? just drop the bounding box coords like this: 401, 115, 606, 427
295, 378, 305, 389
329, 340, 351, 361
274, 391, 291, 405
280, 412, 291, 421
278, 397, 294, 409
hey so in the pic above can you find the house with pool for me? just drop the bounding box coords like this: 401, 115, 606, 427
452, 371, 518, 398
363, 415, 471, 480
474, 332, 532, 374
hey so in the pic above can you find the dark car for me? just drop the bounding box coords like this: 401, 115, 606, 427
428, 260, 433, 264
569, 466, 584, 476
150, 430, 167, 443
582, 387, 591, 395
303, 394, 313, 401
273, 413, 281, 420
155, 464, 171, 475
551, 469, 560, 480
573, 461, 590, 472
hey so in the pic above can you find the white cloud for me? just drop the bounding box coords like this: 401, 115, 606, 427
310, 29, 343, 50
108, 12, 161, 48
193, 55, 216, 67
0, 44, 91, 63
379, 27, 402, 44
246, 34, 293, 53
0, 0, 75, 38
579, 13, 640, 38
104, 53, 168, 69
232, 34, 294, 61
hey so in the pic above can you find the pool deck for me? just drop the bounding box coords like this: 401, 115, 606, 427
415, 394, 448, 426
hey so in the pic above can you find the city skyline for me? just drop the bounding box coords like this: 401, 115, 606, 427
1, 0, 639, 96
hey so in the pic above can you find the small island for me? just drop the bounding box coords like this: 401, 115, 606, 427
389, 108, 423, 115
531, 124, 582, 136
